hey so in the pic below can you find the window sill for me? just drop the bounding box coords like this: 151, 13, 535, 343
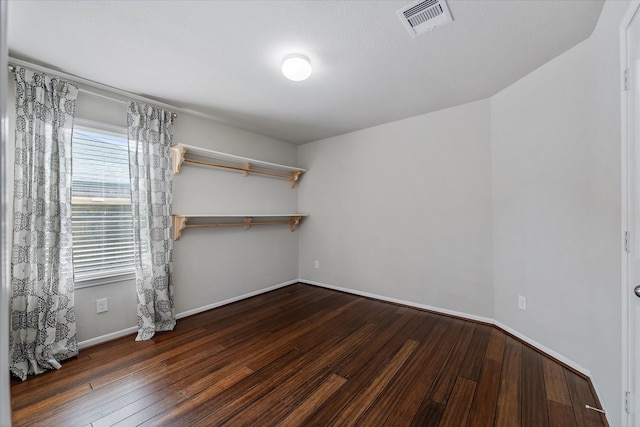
74, 272, 135, 289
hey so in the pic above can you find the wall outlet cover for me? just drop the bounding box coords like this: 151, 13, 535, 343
96, 298, 108, 314
518, 295, 527, 311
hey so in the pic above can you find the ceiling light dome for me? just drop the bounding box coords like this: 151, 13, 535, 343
282, 55, 312, 81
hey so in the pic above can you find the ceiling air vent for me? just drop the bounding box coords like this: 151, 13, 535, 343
397, 0, 453, 38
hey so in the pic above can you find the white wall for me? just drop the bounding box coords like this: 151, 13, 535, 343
6, 79, 300, 344
5, 0, 628, 423
298, 99, 494, 318
298, 2, 628, 424
170, 110, 299, 316
491, 1, 627, 424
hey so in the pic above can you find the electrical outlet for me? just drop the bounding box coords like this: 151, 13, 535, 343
518, 295, 527, 311
96, 298, 108, 314
314, 260, 320, 269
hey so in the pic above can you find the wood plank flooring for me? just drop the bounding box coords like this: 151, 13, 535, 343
10, 283, 608, 426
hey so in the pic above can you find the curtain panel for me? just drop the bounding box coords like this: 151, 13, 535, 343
10, 67, 78, 380
127, 102, 176, 341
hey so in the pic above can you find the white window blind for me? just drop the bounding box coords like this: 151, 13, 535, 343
71, 123, 134, 286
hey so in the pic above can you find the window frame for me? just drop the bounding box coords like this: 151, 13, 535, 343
72, 118, 135, 289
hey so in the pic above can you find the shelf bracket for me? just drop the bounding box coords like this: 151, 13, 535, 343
173, 214, 189, 240
244, 217, 253, 230
172, 145, 187, 175
290, 216, 302, 232
290, 170, 301, 188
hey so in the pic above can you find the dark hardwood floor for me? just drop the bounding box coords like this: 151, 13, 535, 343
10, 283, 607, 426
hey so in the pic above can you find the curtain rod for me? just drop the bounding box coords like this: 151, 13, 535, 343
8, 59, 179, 119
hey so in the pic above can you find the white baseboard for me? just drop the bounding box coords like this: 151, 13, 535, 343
492, 320, 591, 377
298, 278, 608, 419
300, 279, 495, 325
77, 277, 608, 423
78, 326, 138, 349
77, 279, 298, 349
300, 279, 590, 375
175, 279, 298, 319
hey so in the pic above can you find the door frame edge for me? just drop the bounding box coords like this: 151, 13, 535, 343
621, 2, 640, 425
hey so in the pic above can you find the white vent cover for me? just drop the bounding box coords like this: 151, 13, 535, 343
397, 0, 453, 38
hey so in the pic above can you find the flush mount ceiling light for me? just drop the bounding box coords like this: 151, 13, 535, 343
282, 54, 312, 81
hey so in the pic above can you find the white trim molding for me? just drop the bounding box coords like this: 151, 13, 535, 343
175, 279, 298, 319
76, 277, 609, 424
299, 279, 606, 421
77, 279, 298, 349
299, 279, 590, 375
78, 326, 138, 350
621, 2, 640, 426
299, 279, 494, 325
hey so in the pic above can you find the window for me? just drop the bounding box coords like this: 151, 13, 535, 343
71, 120, 134, 287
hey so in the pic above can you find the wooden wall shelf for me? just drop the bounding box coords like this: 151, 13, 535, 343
172, 143, 305, 188
172, 214, 308, 240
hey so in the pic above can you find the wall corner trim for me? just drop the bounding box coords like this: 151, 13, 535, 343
76, 277, 609, 425
77, 326, 138, 350
299, 279, 494, 324
77, 278, 298, 350
175, 279, 298, 319
298, 278, 608, 422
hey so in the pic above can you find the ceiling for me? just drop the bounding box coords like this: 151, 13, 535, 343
7, 0, 604, 145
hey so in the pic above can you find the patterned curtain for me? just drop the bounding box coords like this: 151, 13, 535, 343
127, 101, 176, 341
10, 67, 78, 380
